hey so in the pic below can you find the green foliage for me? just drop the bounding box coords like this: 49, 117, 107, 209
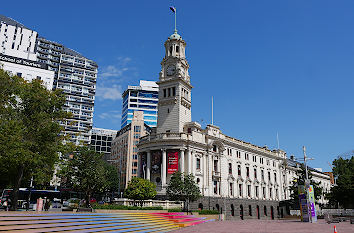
0, 69, 71, 209
326, 155, 354, 208
289, 164, 323, 208
124, 177, 157, 206
167, 208, 185, 212
60, 146, 118, 206
166, 172, 202, 213
103, 161, 120, 193
92, 203, 162, 210
197, 209, 219, 215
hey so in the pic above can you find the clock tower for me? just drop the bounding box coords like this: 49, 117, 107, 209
156, 29, 192, 134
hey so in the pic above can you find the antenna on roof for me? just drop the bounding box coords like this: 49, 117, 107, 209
211, 96, 214, 125
276, 132, 280, 150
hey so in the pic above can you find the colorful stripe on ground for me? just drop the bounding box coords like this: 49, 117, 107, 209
0, 212, 211, 232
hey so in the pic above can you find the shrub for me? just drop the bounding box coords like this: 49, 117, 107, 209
168, 208, 185, 212
92, 204, 163, 210
197, 209, 219, 215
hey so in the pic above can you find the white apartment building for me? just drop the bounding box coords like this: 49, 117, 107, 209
0, 15, 37, 61
0, 15, 98, 146
137, 29, 331, 219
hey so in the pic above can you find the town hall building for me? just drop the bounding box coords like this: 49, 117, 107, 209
137, 28, 331, 219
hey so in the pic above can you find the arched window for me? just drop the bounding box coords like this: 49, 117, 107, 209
240, 205, 244, 220
264, 206, 267, 216
176, 46, 179, 53
198, 203, 203, 210
169, 46, 172, 55
249, 205, 252, 216
216, 204, 220, 212
231, 204, 235, 216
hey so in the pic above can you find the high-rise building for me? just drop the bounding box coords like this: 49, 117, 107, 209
121, 80, 158, 128
90, 128, 117, 160
111, 111, 151, 191
0, 15, 37, 60
0, 16, 54, 90
36, 38, 98, 145
0, 15, 98, 146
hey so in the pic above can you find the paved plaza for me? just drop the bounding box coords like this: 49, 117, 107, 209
0, 212, 209, 232
172, 219, 354, 233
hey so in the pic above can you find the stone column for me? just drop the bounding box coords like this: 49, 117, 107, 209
187, 150, 192, 174
180, 149, 185, 173
190, 150, 195, 176
146, 151, 151, 180
161, 149, 167, 187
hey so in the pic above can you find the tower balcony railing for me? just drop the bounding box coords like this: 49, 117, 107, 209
139, 132, 193, 144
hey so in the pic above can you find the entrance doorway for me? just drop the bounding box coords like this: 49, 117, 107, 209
256, 205, 260, 219
231, 204, 235, 216
271, 206, 274, 220
240, 205, 244, 220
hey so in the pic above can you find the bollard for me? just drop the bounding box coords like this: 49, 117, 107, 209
334, 225, 337, 233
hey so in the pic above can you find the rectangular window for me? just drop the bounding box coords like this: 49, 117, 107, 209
213, 181, 218, 194
247, 185, 251, 197
261, 170, 264, 180
168, 88, 171, 97
246, 167, 250, 177
172, 87, 176, 96
255, 186, 259, 197
239, 184, 242, 197
238, 165, 241, 176
274, 173, 277, 183
263, 187, 266, 198
214, 160, 218, 172
268, 172, 271, 182
269, 188, 272, 198
16, 72, 22, 77
230, 183, 233, 196
134, 126, 141, 132
254, 168, 257, 179
163, 89, 166, 98
196, 158, 201, 170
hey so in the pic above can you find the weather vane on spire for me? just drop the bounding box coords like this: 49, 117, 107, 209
170, 6, 177, 33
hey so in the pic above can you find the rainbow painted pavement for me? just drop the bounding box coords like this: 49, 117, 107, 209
0, 212, 212, 232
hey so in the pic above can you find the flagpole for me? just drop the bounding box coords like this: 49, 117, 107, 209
175, 8, 177, 32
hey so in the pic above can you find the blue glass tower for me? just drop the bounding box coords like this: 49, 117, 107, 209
121, 80, 158, 128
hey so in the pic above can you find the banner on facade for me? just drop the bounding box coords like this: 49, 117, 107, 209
307, 185, 317, 222
167, 151, 179, 174
151, 151, 161, 174
298, 185, 309, 222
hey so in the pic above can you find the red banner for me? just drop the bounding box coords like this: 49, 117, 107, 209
167, 151, 179, 174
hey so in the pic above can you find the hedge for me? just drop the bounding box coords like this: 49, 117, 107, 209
197, 209, 220, 215
92, 204, 163, 210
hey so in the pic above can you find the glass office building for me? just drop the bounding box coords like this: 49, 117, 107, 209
121, 80, 158, 128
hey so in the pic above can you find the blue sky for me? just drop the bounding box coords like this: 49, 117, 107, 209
2, 1, 353, 171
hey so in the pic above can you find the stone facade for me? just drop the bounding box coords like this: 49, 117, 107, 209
136, 28, 331, 219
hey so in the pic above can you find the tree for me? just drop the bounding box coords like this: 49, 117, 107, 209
289, 164, 323, 208
166, 172, 201, 213
59, 146, 109, 207
103, 162, 120, 194
0, 69, 71, 210
326, 155, 354, 208
124, 177, 157, 206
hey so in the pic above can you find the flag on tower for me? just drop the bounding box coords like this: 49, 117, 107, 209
170, 6, 176, 13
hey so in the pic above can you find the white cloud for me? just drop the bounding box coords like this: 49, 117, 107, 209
96, 84, 122, 101
98, 110, 121, 120
99, 57, 132, 78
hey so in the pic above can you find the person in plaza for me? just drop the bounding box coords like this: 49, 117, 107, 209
44, 198, 50, 211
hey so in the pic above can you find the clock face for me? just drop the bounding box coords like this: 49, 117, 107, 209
166, 65, 176, 76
